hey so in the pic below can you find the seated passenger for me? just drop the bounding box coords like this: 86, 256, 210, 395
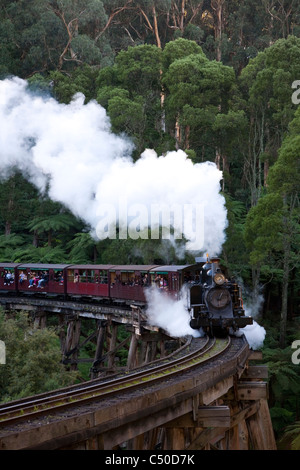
4, 271, 13, 285
154, 274, 161, 287
38, 272, 49, 288
28, 272, 37, 287
19, 271, 26, 284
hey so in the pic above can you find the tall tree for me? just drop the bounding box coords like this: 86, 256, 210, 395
244, 109, 300, 347
96, 44, 163, 155
239, 36, 300, 206
47, 0, 107, 69
162, 42, 236, 160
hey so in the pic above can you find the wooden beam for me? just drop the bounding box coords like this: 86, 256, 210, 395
186, 402, 261, 450
202, 376, 233, 404
248, 350, 263, 360
186, 427, 226, 450
164, 427, 186, 450
237, 382, 268, 400
127, 333, 139, 370
230, 401, 260, 427
241, 365, 268, 380
107, 323, 118, 369
247, 399, 277, 450
163, 406, 230, 428
197, 406, 230, 427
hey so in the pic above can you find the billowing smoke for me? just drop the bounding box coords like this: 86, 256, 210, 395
145, 286, 203, 338
0, 77, 227, 255
241, 296, 266, 350
234, 290, 266, 350
240, 321, 266, 350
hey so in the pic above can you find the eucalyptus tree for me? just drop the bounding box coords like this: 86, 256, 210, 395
262, 0, 300, 40
0, 0, 64, 77
239, 36, 300, 207
162, 42, 238, 168
96, 44, 163, 156
46, 0, 108, 69
244, 108, 300, 347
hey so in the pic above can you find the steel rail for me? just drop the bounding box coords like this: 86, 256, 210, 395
0, 335, 230, 428
0, 334, 195, 414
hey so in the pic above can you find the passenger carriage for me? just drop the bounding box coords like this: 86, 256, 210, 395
109, 265, 158, 304
148, 264, 204, 299
16, 263, 70, 296
66, 264, 114, 299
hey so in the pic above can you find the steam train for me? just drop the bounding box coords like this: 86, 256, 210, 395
0, 257, 252, 336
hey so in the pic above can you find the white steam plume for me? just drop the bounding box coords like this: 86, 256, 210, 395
242, 295, 266, 350
240, 321, 266, 350
0, 77, 227, 254
145, 287, 202, 338
234, 291, 266, 350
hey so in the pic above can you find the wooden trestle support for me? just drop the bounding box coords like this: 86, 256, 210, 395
30, 310, 277, 450
0, 301, 276, 450
26, 304, 180, 377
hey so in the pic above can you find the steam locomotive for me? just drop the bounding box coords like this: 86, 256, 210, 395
0, 257, 252, 336
186, 257, 252, 335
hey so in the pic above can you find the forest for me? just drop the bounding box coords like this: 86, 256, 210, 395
0, 0, 299, 448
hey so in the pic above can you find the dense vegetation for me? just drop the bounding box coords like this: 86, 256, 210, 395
0, 0, 300, 447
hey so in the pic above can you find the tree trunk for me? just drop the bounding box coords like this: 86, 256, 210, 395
33, 229, 39, 247
211, 0, 224, 62
280, 201, 291, 348
175, 114, 181, 149
152, 6, 161, 49
5, 221, 11, 236
280, 246, 289, 348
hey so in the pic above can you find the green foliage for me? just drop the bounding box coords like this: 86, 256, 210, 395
281, 422, 300, 450
0, 310, 77, 402
222, 194, 248, 277
161, 38, 205, 71
49, 67, 99, 104
67, 232, 97, 263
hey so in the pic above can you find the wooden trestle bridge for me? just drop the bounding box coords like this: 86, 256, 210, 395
0, 296, 276, 451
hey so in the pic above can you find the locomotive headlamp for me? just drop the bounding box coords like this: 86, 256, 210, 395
214, 272, 226, 285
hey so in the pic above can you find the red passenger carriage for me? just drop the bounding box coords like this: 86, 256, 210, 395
16, 264, 70, 296
66, 265, 114, 299
109, 265, 158, 303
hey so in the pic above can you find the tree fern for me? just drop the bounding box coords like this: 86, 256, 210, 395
281, 422, 300, 450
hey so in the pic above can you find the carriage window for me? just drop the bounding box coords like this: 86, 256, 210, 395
77, 270, 89, 282
97, 270, 108, 284
153, 273, 168, 289
2, 269, 15, 285
110, 272, 117, 285
121, 272, 136, 285
86, 270, 95, 283
54, 271, 63, 284
18, 269, 27, 284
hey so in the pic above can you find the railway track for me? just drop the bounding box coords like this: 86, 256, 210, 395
0, 335, 231, 430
